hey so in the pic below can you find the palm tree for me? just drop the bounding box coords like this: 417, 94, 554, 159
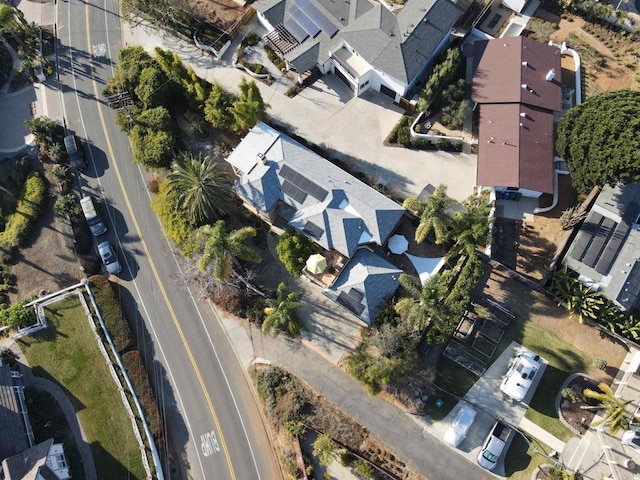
262, 282, 303, 337
583, 383, 638, 435
403, 184, 455, 244
198, 220, 262, 283
166, 152, 234, 226
394, 273, 446, 333
451, 195, 491, 255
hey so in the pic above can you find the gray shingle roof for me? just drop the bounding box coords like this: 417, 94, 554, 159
226, 122, 404, 257
255, 0, 462, 84
0, 363, 28, 461
563, 183, 640, 311
341, 0, 462, 83
2, 439, 52, 480
325, 248, 402, 325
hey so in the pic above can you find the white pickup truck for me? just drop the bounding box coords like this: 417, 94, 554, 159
477, 421, 511, 471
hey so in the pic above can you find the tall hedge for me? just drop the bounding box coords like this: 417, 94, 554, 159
122, 350, 163, 442
89, 275, 133, 354
417, 47, 463, 113
0, 171, 47, 253
150, 181, 199, 257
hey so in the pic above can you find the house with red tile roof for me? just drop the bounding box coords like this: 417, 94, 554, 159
472, 37, 562, 198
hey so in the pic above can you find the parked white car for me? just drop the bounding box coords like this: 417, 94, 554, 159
444, 404, 477, 447
500, 350, 544, 402
98, 241, 121, 275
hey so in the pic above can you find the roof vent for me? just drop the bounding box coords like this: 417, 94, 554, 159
522, 61, 528, 67
520, 112, 526, 118
521, 84, 528, 90
519, 123, 523, 127
545, 68, 556, 81
256, 152, 266, 164
503, 140, 508, 145
488, 137, 495, 144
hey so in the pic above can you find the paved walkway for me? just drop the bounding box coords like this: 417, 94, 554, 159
0, 338, 97, 480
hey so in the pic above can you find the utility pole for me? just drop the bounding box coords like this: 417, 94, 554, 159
104, 91, 135, 130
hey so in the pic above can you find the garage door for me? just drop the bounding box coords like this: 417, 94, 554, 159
334, 68, 356, 93
380, 84, 396, 99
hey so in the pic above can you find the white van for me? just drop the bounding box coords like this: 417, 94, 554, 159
64, 134, 87, 171
80, 196, 107, 236
500, 350, 543, 402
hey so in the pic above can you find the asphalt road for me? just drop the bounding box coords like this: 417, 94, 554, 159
55, 0, 281, 478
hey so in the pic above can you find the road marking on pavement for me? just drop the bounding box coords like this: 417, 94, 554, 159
83, 5, 236, 480
92, 43, 107, 57
200, 430, 221, 457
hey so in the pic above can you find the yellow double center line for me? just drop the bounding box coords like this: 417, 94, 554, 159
83, 5, 235, 478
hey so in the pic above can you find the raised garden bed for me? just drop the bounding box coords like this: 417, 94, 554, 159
478, 320, 504, 343
454, 314, 476, 343
559, 375, 599, 435
472, 335, 497, 358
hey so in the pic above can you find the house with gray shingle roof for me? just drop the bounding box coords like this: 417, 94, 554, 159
324, 248, 402, 325
254, 0, 463, 102
563, 183, 640, 312
2, 439, 71, 480
225, 122, 405, 259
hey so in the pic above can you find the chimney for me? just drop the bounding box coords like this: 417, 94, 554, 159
256, 152, 266, 164
545, 68, 556, 81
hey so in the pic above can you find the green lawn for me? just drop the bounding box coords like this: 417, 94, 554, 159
521, 322, 591, 442
18, 296, 146, 480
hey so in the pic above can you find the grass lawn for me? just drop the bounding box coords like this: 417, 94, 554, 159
505, 433, 554, 480
18, 295, 146, 480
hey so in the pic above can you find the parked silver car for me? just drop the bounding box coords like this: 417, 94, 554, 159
444, 404, 477, 447
98, 242, 121, 275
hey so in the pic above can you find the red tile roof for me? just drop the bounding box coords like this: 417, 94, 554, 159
472, 37, 562, 193
472, 37, 562, 112
476, 103, 555, 193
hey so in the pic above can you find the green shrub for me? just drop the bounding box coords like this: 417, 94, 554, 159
275, 228, 314, 276
264, 44, 286, 71
352, 459, 375, 478
122, 350, 164, 442
593, 358, 608, 370
89, 275, 133, 353
561, 387, 583, 404
241, 32, 261, 48
0, 302, 36, 329
151, 181, 199, 257
417, 47, 463, 112
0, 172, 47, 253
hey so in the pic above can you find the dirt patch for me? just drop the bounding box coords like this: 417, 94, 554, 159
186, 0, 250, 32
559, 375, 599, 435
493, 175, 578, 281
6, 162, 84, 305
550, 16, 639, 94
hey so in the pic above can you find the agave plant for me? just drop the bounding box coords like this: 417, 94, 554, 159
565, 283, 604, 323
617, 315, 640, 340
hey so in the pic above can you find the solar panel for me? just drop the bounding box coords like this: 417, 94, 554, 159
582, 218, 615, 267
595, 222, 631, 274
282, 180, 307, 203
570, 232, 590, 261
348, 288, 364, 302
295, 0, 338, 37
617, 261, 640, 310
279, 164, 296, 181
289, 4, 320, 38
284, 19, 309, 43
303, 221, 324, 239
308, 183, 327, 201
337, 290, 365, 315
